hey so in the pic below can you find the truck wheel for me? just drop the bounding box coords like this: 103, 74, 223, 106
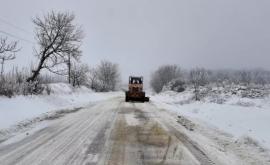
125, 96, 129, 102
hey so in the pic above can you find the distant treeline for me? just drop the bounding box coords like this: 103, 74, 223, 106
150, 65, 270, 100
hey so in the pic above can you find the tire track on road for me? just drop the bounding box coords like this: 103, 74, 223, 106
136, 103, 215, 165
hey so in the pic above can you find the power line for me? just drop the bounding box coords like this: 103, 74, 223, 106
0, 17, 32, 35
0, 30, 35, 44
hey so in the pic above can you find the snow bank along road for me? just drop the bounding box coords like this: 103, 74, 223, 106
0, 97, 268, 165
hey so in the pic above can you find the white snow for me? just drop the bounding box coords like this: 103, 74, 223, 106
0, 121, 49, 146
125, 113, 140, 126
151, 90, 270, 149
0, 83, 121, 130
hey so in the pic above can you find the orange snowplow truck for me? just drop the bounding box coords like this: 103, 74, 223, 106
125, 76, 149, 102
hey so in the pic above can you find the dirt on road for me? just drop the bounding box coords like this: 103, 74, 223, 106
105, 104, 212, 165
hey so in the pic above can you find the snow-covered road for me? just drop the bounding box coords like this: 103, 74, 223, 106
0, 96, 269, 165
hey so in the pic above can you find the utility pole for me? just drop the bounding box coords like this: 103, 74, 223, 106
67, 54, 71, 84
0, 58, 4, 78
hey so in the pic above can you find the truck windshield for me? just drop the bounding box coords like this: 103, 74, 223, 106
130, 78, 142, 84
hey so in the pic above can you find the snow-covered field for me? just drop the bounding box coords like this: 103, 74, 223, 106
0, 83, 121, 130
151, 89, 270, 150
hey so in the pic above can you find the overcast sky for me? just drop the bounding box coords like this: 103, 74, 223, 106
0, 0, 270, 81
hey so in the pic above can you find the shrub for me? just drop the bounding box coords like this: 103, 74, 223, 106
150, 65, 182, 93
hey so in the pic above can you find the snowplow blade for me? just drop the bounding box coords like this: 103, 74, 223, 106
144, 97, 150, 102
125, 91, 149, 102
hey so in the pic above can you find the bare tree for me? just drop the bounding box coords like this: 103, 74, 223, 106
0, 37, 19, 78
27, 11, 83, 82
70, 63, 89, 87
96, 60, 120, 92
237, 70, 252, 85
150, 65, 182, 93
190, 68, 208, 101
251, 69, 267, 86
87, 68, 99, 90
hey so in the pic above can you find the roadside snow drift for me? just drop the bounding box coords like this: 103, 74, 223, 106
0, 83, 121, 130
151, 89, 270, 150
